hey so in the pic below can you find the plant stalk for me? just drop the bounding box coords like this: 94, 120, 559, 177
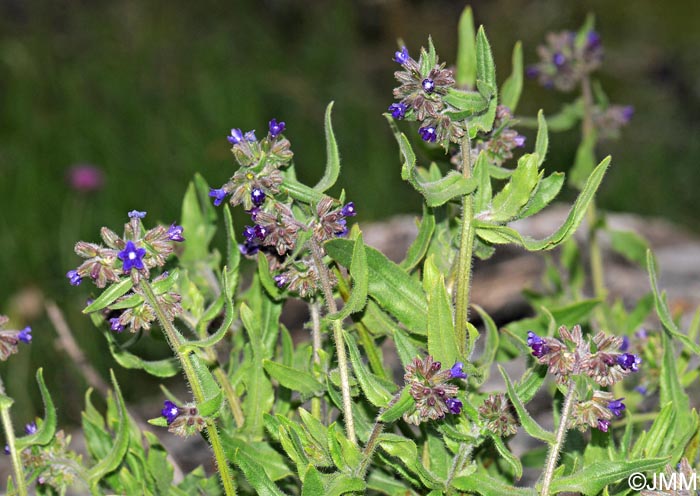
446, 442, 472, 492
140, 279, 237, 496
357, 392, 402, 477
0, 376, 26, 496
310, 301, 322, 420
454, 133, 476, 356
308, 240, 356, 444
540, 380, 577, 495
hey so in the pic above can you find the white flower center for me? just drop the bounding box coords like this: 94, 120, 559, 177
128, 251, 136, 260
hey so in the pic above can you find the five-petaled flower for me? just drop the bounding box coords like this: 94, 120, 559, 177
617, 353, 641, 372
393, 46, 410, 65
161, 400, 181, 425
118, 241, 146, 272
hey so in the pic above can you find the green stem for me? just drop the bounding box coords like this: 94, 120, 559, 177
446, 442, 472, 493
454, 133, 476, 357
0, 376, 26, 496
309, 301, 322, 420
309, 240, 356, 444
357, 392, 402, 478
213, 367, 245, 429
140, 279, 237, 496
540, 380, 577, 495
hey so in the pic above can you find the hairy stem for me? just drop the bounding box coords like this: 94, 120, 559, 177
446, 442, 472, 492
454, 133, 476, 357
357, 392, 402, 478
309, 240, 356, 444
140, 279, 237, 496
541, 380, 577, 495
0, 376, 26, 496
310, 301, 322, 420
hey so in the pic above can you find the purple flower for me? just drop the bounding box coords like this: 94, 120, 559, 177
244, 130, 257, 142
161, 400, 181, 425
251, 188, 266, 206
388, 102, 408, 120
239, 242, 259, 256
109, 318, 124, 333
273, 274, 288, 288
597, 418, 610, 432
268, 119, 286, 138
552, 52, 566, 67
635, 328, 648, 339
619, 336, 630, 352
617, 353, 641, 372
393, 46, 410, 65
513, 134, 526, 147
3, 445, 8, 455
608, 398, 626, 417
128, 210, 147, 219
18, 327, 31, 344
24, 422, 37, 435
118, 240, 146, 272
526, 331, 548, 358
449, 362, 467, 379
586, 31, 602, 50
209, 188, 227, 207
418, 126, 437, 143
635, 385, 648, 395
621, 106, 634, 123
525, 66, 539, 79
167, 224, 185, 242
243, 226, 257, 242
228, 128, 244, 145
421, 78, 435, 93
67, 164, 104, 193
335, 218, 349, 237
254, 225, 267, 240
341, 202, 356, 217
445, 397, 463, 415
66, 270, 82, 286
247, 207, 260, 221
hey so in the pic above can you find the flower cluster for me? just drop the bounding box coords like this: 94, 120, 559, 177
0, 315, 32, 361
390, 44, 468, 145
478, 393, 519, 437
20, 430, 82, 491
402, 356, 467, 425
210, 119, 357, 299
526, 30, 603, 91
160, 400, 205, 437
569, 390, 626, 433
592, 104, 634, 140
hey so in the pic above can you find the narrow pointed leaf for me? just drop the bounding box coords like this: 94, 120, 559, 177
379, 434, 441, 489
400, 206, 435, 271
453, 471, 537, 495
500, 41, 523, 112
443, 89, 488, 119
499, 366, 555, 443
330, 234, 368, 320
473, 151, 492, 213
455, 7, 476, 87
223, 204, 240, 296
263, 360, 324, 397
282, 177, 324, 204
314, 101, 341, 192
235, 448, 286, 496
100, 326, 179, 377
257, 251, 282, 299
475, 26, 496, 98
519, 172, 564, 219
425, 257, 458, 367
15, 369, 57, 449
489, 153, 540, 222
473, 305, 499, 383
191, 354, 223, 417
490, 434, 522, 480
534, 110, 548, 167
83, 278, 133, 313
548, 458, 667, 495
378, 388, 415, 423
345, 333, 394, 407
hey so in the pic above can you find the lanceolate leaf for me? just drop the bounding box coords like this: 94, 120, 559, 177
83, 278, 133, 314
534, 110, 548, 167
223, 204, 240, 296
455, 6, 476, 87
325, 238, 428, 335
100, 326, 179, 378
489, 434, 522, 480
314, 101, 341, 193
519, 172, 564, 219
282, 177, 324, 204
475, 156, 611, 250
659, 332, 691, 430
378, 434, 441, 489
263, 360, 324, 397
473, 151, 492, 214
569, 131, 597, 190
345, 333, 394, 407
234, 448, 286, 496
499, 366, 555, 444
443, 89, 489, 119
490, 153, 540, 222
424, 257, 458, 367
378, 388, 415, 423
473, 305, 499, 383
190, 354, 223, 417
329, 234, 368, 320
400, 206, 435, 271
452, 471, 537, 495
475, 26, 496, 99
548, 458, 667, 495
500, 41, 523, 112
15, 369, 57, 449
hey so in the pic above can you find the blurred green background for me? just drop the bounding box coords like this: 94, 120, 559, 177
1, 0, 699, 422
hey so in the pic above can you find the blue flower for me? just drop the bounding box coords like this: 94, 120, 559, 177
3, 445, 8, 455
109, 318, 124, 333
418, 126, 437, 143
251, 188, 266, 206
526, 331, 548, 358
388, 103, 407, 120
525, 66, 539, 79
239, 242, 259, 257
597, 418, 610, 432
608, 398, 625, 417
209, 188, 227, 207
118, 241, 146, 272
274, 274, 288, 288
268, 118, 286, 138
244, 130, 257, 142
167, 224, 185, 242
421, 78, 435, 93
341, 202, 356, 217
243, 226, 257, 242
617, 353, 641, 372
161, 400, 181, 425
66, 270, 82, 286
254, 225, 267, 240
449, 362, 467, 379
445, 397, 463, 415
18, 327, 31, 344
227, 128, 244, 145
24, 422, 37, 435
393, 46, 410, 65
552, 52, 566, 67
128, 210, 147, 219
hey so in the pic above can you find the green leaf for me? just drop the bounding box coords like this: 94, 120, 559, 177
180, 174, 218, 265
328, 422, 362, 472
455, 6, 476, 87
302, 465, 325, 496
190, 354, 223, 417
631, 402, 676, 458
424, 256, 458, 367
234, 448, 286, 496
345, 333, 394, 407
223, 204, 240, 296
263, 360, 324, 397
660, 332, 691, 425
534, 110, 548, 167
548, 299, 601, 328
87, 371, 131, 488
15, 369, 57, 449
282, 176, 324, 204
180, 271, 235, 352
330, 234, 368, 320
222, 432, 292, 482
323, 473, 366, 496
548, 458, 668, 495
378, 388, 414, 423
499, 366, 555, 443
83, 278, 133, 314
473, 305, 499, 383
100, 326, 180, 377
473, 151, 492, 213
475, 156, 611, 250
392, 327, 421, 368
490, 434, 522, 480
514, 365, 547, 403
519, 172, 564, 219
314, 101, 341, 192
400, 206, 435, 271
500, 42, 523, 112
452, 471, 537, 495
325, 238, 428, 335
379, 434, 441, 489
475, 26, 496, 99
257, 251, 282, 300
489, 153, 540, 222
648, 250, 700, 354
443, 89, 488, 119
569, 131, 597, 190
610, 229, 650, 267
386, 119, 477, 207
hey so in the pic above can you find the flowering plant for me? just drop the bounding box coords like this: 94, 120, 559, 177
1, 7, 697, 496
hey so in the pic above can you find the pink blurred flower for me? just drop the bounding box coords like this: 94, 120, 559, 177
67, 164, 104, 193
